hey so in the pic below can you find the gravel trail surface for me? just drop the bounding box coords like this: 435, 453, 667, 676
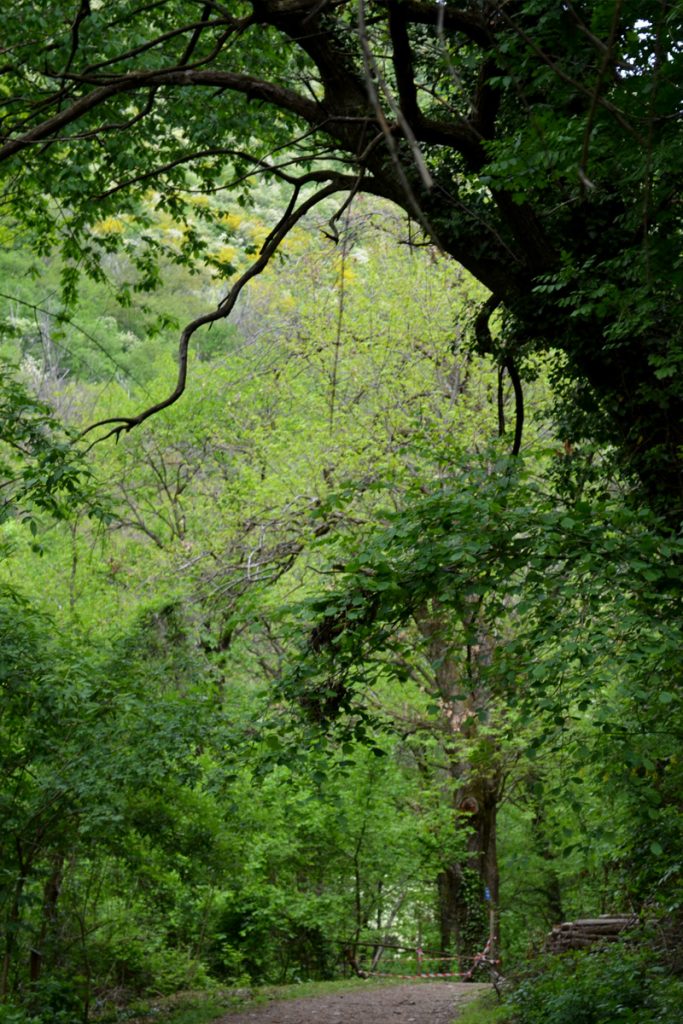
214, 981, 492, 1024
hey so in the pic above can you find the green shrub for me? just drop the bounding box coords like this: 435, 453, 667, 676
0, 1007, 41, 1024
91, 923, 210, 999
0, 976, 84, 1024
510, 946, 683, 1024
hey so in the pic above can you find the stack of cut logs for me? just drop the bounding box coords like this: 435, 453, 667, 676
545, 915, 637, 953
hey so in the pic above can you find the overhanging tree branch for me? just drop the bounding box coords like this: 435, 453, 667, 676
376, 0, 491, 46
92, 139, 342, 202
0, 70, 321, 164
0, 0, 679, 511
82, 173, 366, 444
476, 296, 523, 458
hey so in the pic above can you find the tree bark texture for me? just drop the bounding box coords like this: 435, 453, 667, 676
414, 600, 502, 966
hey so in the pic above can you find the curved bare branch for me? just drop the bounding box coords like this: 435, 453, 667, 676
82, 172, 368, 444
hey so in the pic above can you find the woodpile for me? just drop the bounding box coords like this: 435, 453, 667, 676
545, 915, 637, 953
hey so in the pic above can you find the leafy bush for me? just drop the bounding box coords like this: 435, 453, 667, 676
0, 1007, 41, 1024
510, 946, 683, 1024
0, 975, 82, 1024
98, 930, 210, 997
23, 974, 84, 1024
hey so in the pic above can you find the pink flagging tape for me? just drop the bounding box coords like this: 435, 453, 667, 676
370, 971, 465, 979
461, 938, 492, 982
366, 941, 498, 981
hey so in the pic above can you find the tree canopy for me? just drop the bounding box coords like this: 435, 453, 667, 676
1, 1, 682, 515
1, 5, 683, 1023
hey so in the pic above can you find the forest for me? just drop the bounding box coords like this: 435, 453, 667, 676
0, 3, 682, 1024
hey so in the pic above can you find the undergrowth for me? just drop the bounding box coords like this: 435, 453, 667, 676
508, 945, 683, 1024
454, 991, 510, 1024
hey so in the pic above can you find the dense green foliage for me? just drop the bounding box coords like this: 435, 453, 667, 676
1, 198, 681, 1020
0, 3, 682, 1022
511, 946, 683, 1024
0, 1, 681, 512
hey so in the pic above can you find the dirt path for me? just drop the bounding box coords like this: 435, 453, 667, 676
214, 982, 492, 1024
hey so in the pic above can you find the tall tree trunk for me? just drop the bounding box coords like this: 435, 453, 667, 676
415, 600, 502, 968
437, 767, 499, 964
